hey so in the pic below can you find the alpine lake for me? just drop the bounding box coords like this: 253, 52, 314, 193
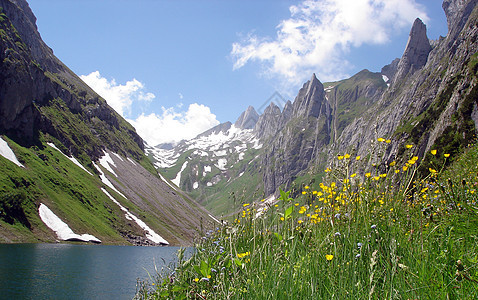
0, 243, 191, 299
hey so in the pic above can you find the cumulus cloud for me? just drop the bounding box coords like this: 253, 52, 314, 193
80, 71, 154, 117
129, 104, 220, 146
81, 71, 219, 146
232, 0, 428, 87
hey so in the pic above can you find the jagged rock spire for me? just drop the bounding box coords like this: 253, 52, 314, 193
292, 73, 327, 118
235, 105, 259, 129
392, 18, 432, 84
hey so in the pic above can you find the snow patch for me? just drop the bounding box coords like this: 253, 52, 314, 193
98, 151, 118, 177
0, 137, 24, 168
172, 161, 188, 186
47, 143, 93, 176
193, 182, 199, 189
158, 172, 177, 190
112, 152, 124, 161
101, 188, 168, 245
93, 162, 127, 199
238, 152, 245, 161
208, 214, 221, 224
216, 158, 227, 170
39, 203, 101, 243
214, 150, 228, 156
382, 74, 389, 83
127, 157, 137, 166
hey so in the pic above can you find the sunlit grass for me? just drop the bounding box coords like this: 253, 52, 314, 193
137, 141, 478, 299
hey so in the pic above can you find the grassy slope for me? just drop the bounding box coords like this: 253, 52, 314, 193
0, 136, 143, 244
139, 141, 478, 299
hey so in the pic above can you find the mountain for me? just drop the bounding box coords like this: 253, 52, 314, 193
0, 0, 216, 246
151, 0, 478, 217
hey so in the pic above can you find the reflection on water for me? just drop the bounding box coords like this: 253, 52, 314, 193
0, 243, 191, 299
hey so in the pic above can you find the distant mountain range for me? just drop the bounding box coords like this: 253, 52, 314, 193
148, 0, 478, 218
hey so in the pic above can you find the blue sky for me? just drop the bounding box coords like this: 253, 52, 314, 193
28, 0, 448, 146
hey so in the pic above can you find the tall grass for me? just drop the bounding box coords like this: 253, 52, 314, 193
137, 142, 478, 299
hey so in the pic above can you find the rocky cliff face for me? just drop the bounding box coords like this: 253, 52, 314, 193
0, 0, 144, 161
235, 106, 259, 129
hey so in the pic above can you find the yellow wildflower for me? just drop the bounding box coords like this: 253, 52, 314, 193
337, 155, 344, 160
325, 254, 334, 261
344, 154, 351, 159
325, 167, 332, 172
377, 138, 385, 142
237, 251, 250, 258
389, 161, 396, 167
444, 153, 450, 158
429, 168, 437, 174
350, 173, 357, 178
406, 144, 413, 149
305, 185, 310, 189
243, 203, 250, 207
386, 139, 391, 143
431, 149, 437, 155
365, 172, 371, 178
356, 156, 361, 160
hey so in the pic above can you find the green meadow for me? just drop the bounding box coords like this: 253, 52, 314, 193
137, 140, 478, 299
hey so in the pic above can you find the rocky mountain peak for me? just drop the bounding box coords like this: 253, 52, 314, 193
234, 105, 259, 129
292, 73, 327, 118
254, 102, 282, 140
392, 18, 432, 84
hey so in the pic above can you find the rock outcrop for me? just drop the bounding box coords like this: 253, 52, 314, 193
392, 18, 432, 85
235, 106, 259, 129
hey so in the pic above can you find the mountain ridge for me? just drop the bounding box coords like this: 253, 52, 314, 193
151, 0, 478, 217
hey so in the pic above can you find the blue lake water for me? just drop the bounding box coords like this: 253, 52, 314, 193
0, 243, 191, 299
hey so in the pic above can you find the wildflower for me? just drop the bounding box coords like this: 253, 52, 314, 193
194, 278, 199, 282
406, 144, 413, 149
351, 173, 357, 178
201, 277, 210, 282
237, 251, 250, 258
325, 167, 331, 172
344, 154, 351, 159
357, 242, 363, 248
431, 149, 437, 155
365, 172, 371, 178
335, 232, 341, 237
334, 213, 341, 219
302, 191, 307, 195
337, 155, 344, 160
389, 161, 396, 167
356, 253, 361, 259
243, 203, 250, 207
444, 153, 450, 158
377, 138, 385, 142
386, 139, 391, 143
395, 170, 400, 174
298, 220, 303, 224
371, 224, 377, 229
325, 254, 334, 261
356, 156, 361, 161
429, 168, 437, 174
305, 185, 310, 189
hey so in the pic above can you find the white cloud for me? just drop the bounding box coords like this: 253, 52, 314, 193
80, 71, 154, 117
232, 0, 428, 86
81, 71, 219, 146
129, 104, 220, 146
